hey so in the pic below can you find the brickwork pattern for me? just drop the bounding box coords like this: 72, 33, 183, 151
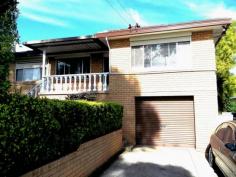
21, 130, 122, 177
91, 54, 103, 73
191, 30, 213, 41
110, 38, 130, 48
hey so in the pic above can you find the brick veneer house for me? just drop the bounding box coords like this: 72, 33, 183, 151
10, 18, 231, 151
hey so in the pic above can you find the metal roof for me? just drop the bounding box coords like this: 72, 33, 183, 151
23, 36, 108, 54
21, 18, 232, 54
96, 18, 232, 38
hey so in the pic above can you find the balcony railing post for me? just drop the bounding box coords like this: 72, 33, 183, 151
79, 75, 81, 92
93, 74, 96, 91
73, 76, 77, 92
83, 75, 87, 92
103, 73, 107, 91
55, 76, 58, 92
68, 76, 72, 92
65, 76, 68, 92
60, 76, 62, 91
88, 75, 91, 91
50, 76, 54, 93
98, 74, 102, 91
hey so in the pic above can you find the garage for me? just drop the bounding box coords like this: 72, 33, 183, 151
135, 96, 196, 148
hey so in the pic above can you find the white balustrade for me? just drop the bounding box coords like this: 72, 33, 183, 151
40, 73, 109, 94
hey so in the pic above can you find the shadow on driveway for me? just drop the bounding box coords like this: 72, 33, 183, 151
99, 161, 194, 177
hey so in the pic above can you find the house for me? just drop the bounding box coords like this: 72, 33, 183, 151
10, 18, 231, 151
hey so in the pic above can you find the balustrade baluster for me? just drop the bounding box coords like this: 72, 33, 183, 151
98, 74, 102, 91
61, 76, 63, 91
83, 75, 87, 91
88, 75, 91, 91
73, 76, 77, 92
79, 75, 81, 92
93, 74, 96, 91
103, 74, 107, 91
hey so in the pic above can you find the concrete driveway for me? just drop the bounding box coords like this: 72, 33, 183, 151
99, 147, 218, 177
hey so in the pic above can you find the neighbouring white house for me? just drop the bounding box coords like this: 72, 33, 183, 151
10, 18, 232, 151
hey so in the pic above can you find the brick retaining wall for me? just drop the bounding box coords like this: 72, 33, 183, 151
21, 130, 122, 177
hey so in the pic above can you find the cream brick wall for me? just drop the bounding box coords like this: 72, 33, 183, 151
101, 30, 219, 151
192, 39, 216, 70
21, 130, 122, 177
110, 47, 131, 73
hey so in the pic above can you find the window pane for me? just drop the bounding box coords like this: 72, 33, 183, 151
167, 43, 177, 66
144, 45, 151, 68
32, 68, 41, 80
65, 63, 70, 74
57, 58, 91, 74
152, 44, 165, 67
16, 69, 23, 81
83, 58, 90, 73
57, 61, 65, 75
24, 68, 34, 81
132, 41, 190, 69
132, 46, 143, 68
160, 43, 168, 58
23, 68, 41, 81
169, 43, 176, 56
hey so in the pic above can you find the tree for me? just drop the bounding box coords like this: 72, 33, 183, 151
0, 0, 18, 96
216, 21, 236, 112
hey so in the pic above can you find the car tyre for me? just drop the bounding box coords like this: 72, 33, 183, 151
208, 147, 215, 167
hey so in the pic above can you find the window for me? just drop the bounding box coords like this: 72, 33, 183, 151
56, 58, 90, 75
131, 41, 190, 69
16, 63, 42, 82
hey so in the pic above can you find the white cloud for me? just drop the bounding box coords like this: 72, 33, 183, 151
18, 0, 151, 28
127, 8, 150, 26
207, 4, 236, 19
185, 1, 236, 20
21, 11, 68, 27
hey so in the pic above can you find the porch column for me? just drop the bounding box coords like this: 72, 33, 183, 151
42, 50, 46, 92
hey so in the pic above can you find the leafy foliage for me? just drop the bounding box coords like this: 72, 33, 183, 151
0, 0, 18, 96
216, 21, 236, 111
0, 94, 123, 177
229, 100, 236, 112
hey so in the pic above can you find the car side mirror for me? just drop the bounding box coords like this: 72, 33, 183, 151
225, 143, 236, 151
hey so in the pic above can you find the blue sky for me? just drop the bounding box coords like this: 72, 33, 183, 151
17, 0, 236, 42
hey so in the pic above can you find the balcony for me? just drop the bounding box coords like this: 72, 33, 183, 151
40, 72, 109, 95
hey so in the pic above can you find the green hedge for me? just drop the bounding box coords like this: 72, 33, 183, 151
0, 94, 123, 177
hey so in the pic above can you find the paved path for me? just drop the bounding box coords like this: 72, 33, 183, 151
99, 147, 218, 177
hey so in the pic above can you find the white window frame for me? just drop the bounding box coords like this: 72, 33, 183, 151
131, 36, 192, 72
16, 62, 42, 82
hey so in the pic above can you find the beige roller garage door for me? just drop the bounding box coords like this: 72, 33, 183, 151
136, 96, 195, 148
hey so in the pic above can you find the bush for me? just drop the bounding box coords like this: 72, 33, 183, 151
0, 94, 123, 177
229, 100, 236, 112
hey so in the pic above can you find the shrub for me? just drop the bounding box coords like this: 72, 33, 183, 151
0, 94, 123, 177
229, 100, 236, 112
